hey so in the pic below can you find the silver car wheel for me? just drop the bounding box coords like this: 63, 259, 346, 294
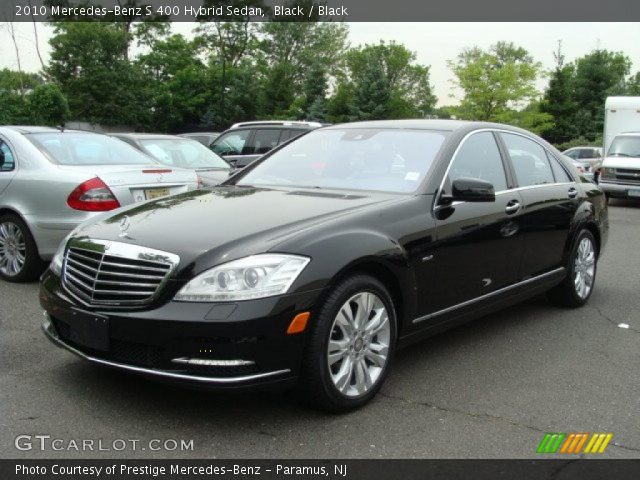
0, 221, 26, 277
327, 291, 391, 397
574, 237, 596, 299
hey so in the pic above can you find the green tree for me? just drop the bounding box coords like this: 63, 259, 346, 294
0, 69, 42, 124
540, 42, 578, 144
28, 84, 70, 125
47, 22, 152, 127
449, 42, 542, 121
350, 55, 391, 121
571, 49, 630, 140
627, 72, 640, 95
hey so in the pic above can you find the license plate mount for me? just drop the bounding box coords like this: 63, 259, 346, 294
144, 187, 170, 200
59, 309, 110, 351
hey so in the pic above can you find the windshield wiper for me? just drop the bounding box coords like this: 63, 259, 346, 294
610, 152, 632, 157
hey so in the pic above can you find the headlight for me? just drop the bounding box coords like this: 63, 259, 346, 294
50, 232, 74, 275
601, 167, 616, 179
174, 254, 310, 302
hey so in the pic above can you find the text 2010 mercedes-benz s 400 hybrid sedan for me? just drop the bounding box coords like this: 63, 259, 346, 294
40, 120, 608, 412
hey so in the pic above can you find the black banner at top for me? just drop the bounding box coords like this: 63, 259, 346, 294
2, 0, 640, 22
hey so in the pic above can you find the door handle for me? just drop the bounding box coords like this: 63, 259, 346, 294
568, 187, 578, 199
505, 200, 521, 215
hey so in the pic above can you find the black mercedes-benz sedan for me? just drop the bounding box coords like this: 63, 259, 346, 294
40, 120, 608, 412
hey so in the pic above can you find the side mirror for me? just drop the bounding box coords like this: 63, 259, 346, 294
450, 177, 495, 202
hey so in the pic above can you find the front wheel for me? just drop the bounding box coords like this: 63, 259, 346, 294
298, 274, 397, 412
547, 229, 597, 308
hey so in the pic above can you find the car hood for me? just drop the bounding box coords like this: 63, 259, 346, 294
72, 186, 402, 272
601, 156, 640, 169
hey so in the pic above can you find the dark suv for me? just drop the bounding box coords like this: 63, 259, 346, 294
210, 121, 322, 169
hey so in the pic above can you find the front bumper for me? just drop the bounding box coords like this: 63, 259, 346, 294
598, 181, 640, 198
40, 270, 324, 390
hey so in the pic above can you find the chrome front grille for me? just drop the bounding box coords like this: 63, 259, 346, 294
614, 168, 640, 185
62, 239, 179, 307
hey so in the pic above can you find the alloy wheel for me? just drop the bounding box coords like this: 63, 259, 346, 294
574, 237, 596, 299
327, 291, 391, 397
0, 221, 26, 277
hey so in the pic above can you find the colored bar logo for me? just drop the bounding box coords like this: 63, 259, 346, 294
537, 433, 612, 454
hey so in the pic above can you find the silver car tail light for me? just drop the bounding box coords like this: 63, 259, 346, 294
61, 239, 179, 307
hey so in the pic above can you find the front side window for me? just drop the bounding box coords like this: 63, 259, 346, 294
211, 130, 252, 156
502, 133, 554, 187
26, 133, 156, 166
139, 138, 229, 169
235, 128, 448, 193
0, 140, 15, 171
447, 132, 507, 191
608, 136, 640, 158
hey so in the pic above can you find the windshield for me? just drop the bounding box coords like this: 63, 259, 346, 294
235, 128, 447, 193
139, 138, 229, 170
27, 132, 157, 166
608, 136, 640, 158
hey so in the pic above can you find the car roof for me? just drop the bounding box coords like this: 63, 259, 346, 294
229, 120, 322, 129
112, 133, 186, 141
322, 119, 531, 133
179, 132, 219, 136
2, 125, 62, 134
617, 132, 640, 137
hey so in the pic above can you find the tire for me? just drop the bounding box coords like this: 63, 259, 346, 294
297, 274, 397, 413
0, 213, 42, 283
547, 229, 598, 308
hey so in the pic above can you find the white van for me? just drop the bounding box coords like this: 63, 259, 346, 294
599, 97, 640, 200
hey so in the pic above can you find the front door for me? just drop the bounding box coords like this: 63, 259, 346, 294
421, 131, 525, 317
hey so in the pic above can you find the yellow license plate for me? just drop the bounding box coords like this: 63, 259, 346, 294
144, 187, 170, 200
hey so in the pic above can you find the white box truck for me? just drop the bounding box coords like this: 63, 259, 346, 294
599, 97, 640, 200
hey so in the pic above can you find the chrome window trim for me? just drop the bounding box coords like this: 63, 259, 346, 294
433, 128, 577, 213
412, 267, 565, 324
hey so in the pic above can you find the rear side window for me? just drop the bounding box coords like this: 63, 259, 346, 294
502, 133, 554, 187
211, 130, 251, 156
547, 152, 572, 182
0, 140, 15, 171
448, 132, 507, 191
251, 129, 282, 155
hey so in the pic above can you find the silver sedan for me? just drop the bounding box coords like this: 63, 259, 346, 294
0, 126, 198, 282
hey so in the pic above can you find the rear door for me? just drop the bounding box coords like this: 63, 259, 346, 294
499, 132, 579, 277
423, 131, 525, 316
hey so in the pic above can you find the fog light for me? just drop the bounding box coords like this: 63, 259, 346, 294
171, 357, 255, 367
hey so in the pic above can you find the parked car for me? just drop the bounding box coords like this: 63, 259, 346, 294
565, 156, 596, 182
40, 120, 607, 412
599, 132, 640, 200
111, 133, 231, 186
0, 126, 198, 282
210, 120, 322, 169
178, 132, 220, 148
562, 146, 603, 171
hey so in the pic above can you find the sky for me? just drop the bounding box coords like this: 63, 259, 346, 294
1, 22, 639, 106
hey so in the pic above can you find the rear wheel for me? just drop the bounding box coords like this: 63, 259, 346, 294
298, 274, 396, 412
547, 229, 597, 308
0, 214, 41, 282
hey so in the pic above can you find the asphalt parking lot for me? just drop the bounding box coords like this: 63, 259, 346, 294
1, 200, 639, 459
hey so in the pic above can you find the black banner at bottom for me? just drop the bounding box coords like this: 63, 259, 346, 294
2, 459, 640, 480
